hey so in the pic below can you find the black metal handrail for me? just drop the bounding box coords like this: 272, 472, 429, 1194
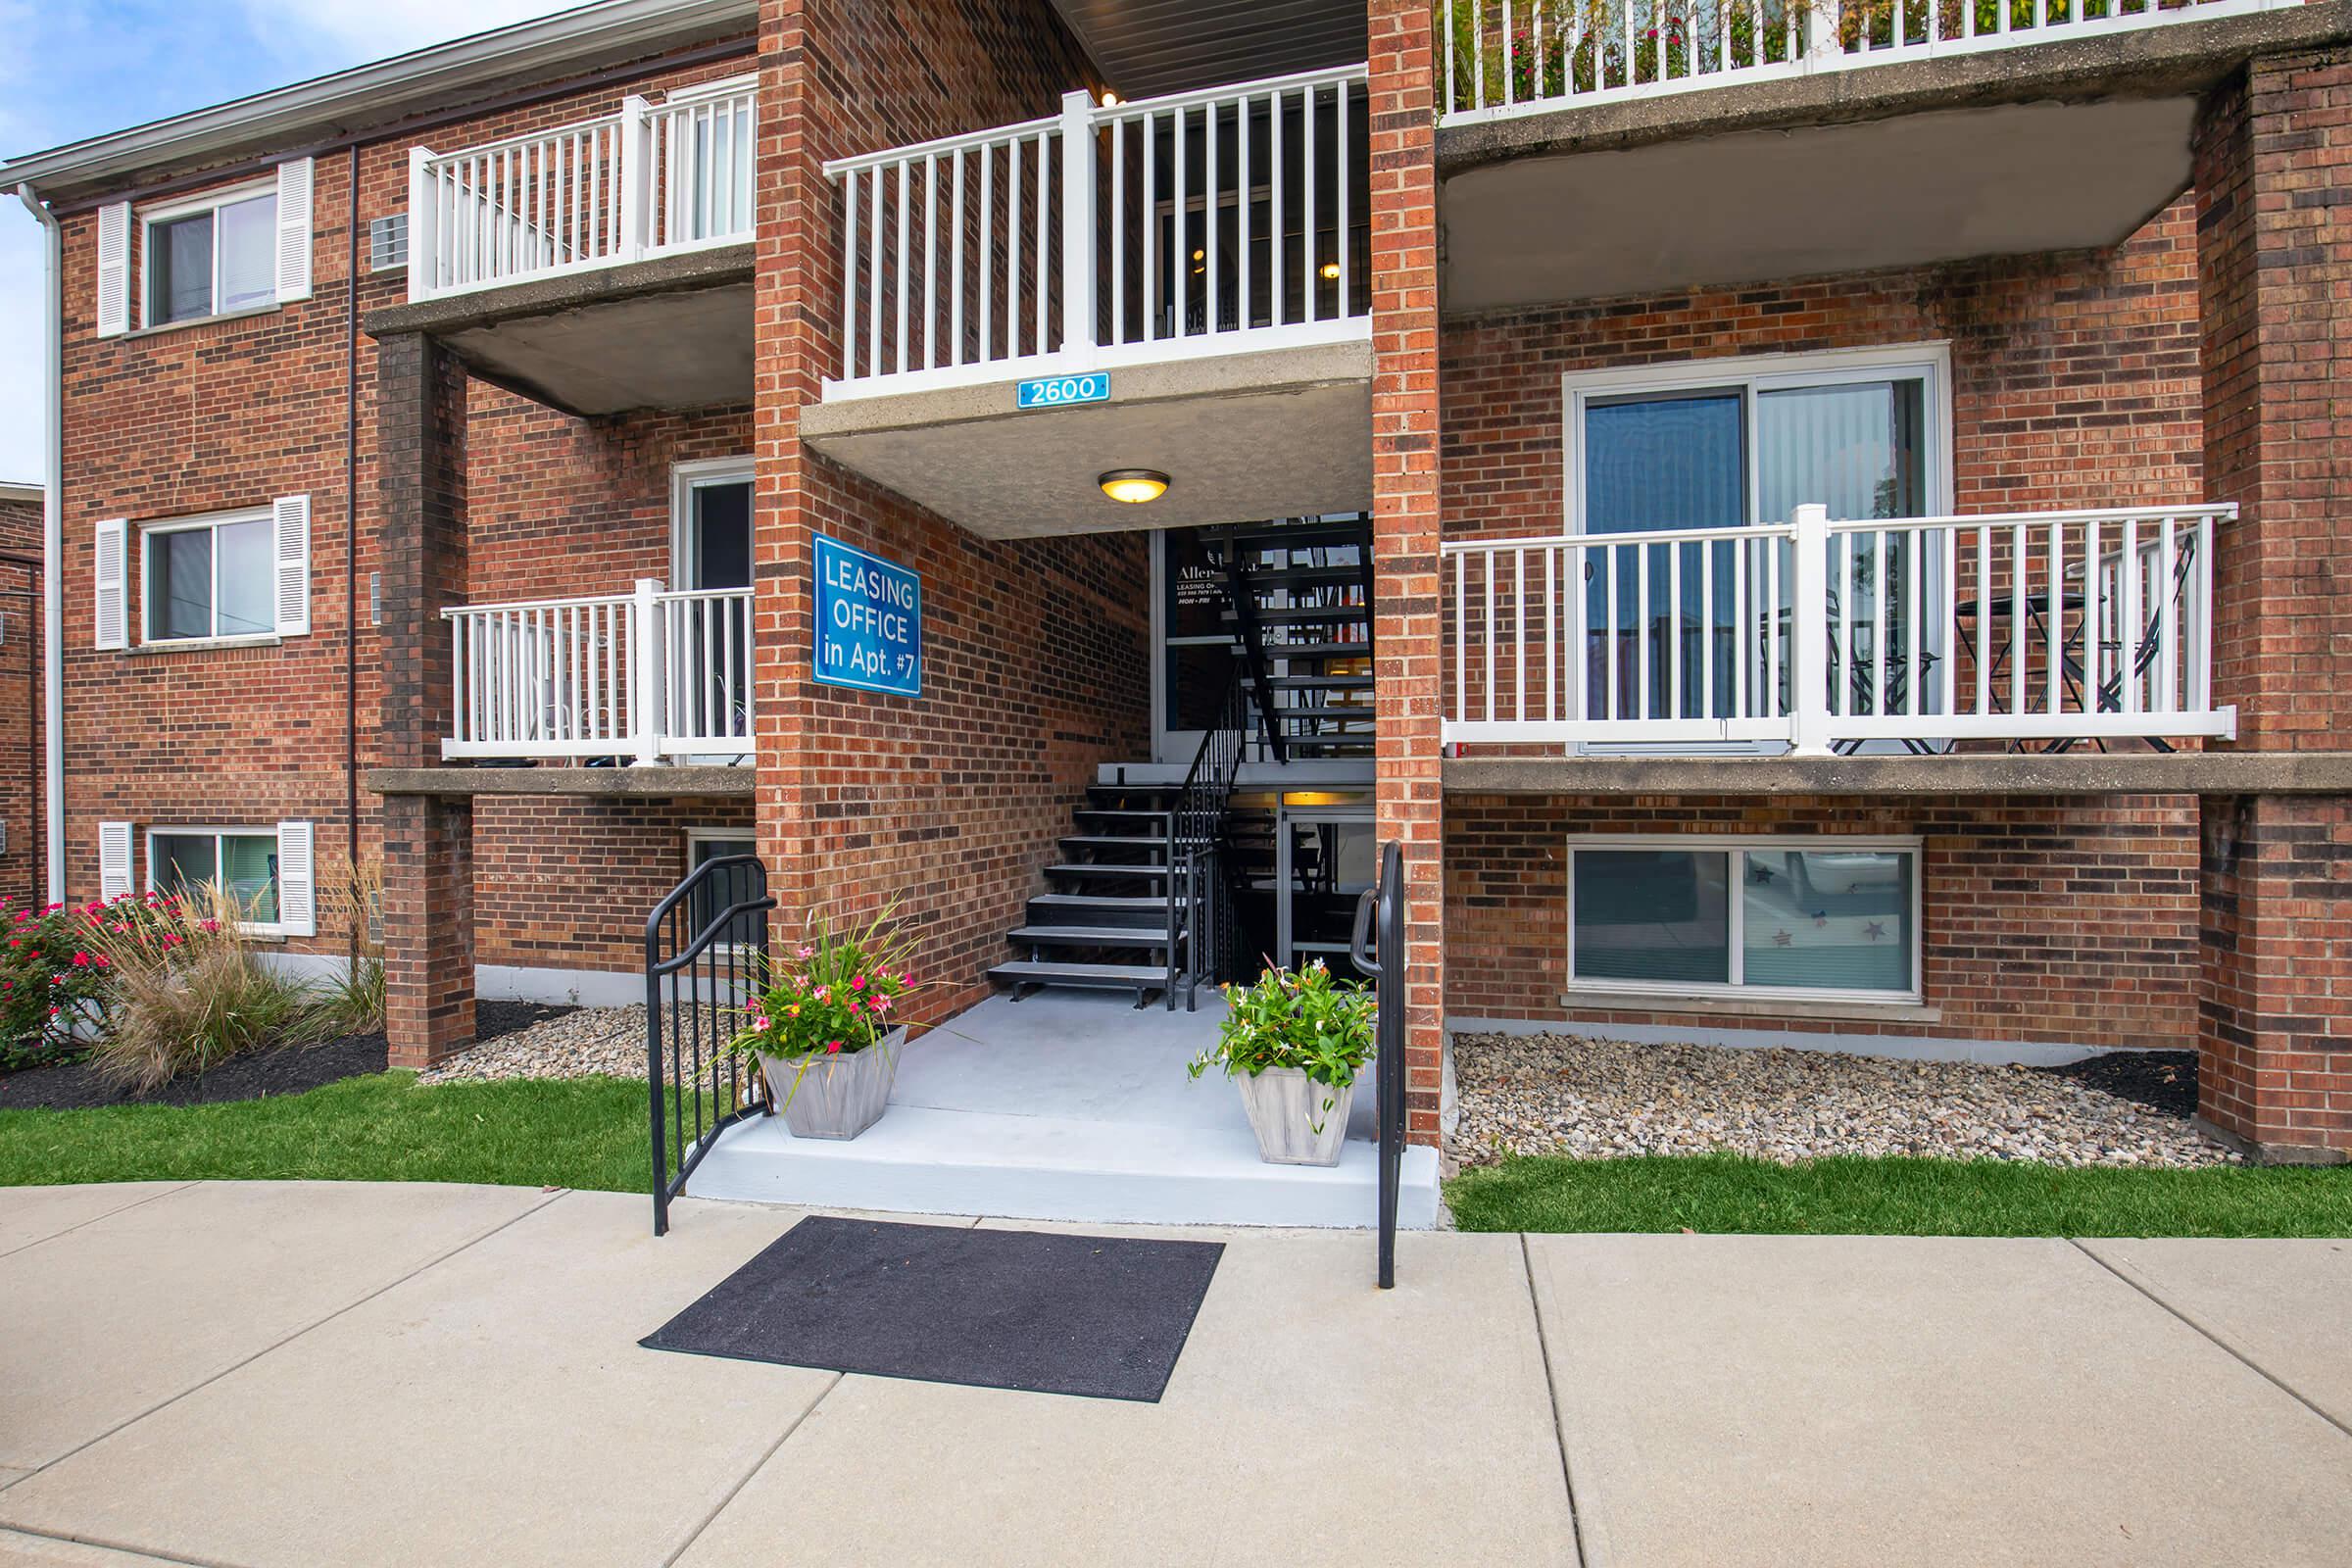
1350, 839, 1406, 1290
1163, 667, 1251, 1007
1174, 842, 1238, 1012
644, 853, 775, 1236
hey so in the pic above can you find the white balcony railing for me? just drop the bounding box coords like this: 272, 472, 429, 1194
444, 581, 754, 762
824, 64, 1371, 398
1438, 0, 2299, 124
407, 78, 757, 302
1443, 504, 2237, 754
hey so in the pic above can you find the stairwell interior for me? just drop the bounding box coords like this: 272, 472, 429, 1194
991, 514, 1378, 1005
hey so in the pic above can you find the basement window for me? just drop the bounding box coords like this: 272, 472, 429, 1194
1567, 835, 1920, 1003
149, 828, 281, 928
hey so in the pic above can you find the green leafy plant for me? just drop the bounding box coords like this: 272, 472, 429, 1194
1190, 959, 1377, 1090
724, 904, 922, 1108
1, 891, 179, 1070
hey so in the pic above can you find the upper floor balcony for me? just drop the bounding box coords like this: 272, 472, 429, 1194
802, 66, 1377, 539
371, 76, 758, 417
1435, 0, 2299, 126
1433, 0, 2334, 315
1442, 502, 2236, 760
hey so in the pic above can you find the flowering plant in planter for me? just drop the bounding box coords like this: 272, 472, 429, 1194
1189, 959, 1375, 1166
725, 905, 921, 1140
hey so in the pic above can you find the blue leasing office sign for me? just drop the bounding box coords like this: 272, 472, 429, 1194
812, 534, 921, 697
1014, 371, 1110, 409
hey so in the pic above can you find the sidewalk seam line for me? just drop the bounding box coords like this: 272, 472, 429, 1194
0, 1188, 569, 1494
0, 1520, 249, 1568
663, 1371, 845, 1568
0, 1182, 201, 1261
2068, 1238, 2352, 1442
1521, 1233, 1591, 1568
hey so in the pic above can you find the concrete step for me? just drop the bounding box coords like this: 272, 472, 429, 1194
685, 1104, 1443, 1229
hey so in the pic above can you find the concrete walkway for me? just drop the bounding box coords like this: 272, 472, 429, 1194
0, 1183, 2345, 1567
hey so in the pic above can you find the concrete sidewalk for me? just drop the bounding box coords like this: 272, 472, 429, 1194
0, 1183, 2344, 1567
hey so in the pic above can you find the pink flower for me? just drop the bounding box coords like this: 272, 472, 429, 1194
872, 994, 892, 1012
813, 986, 828, 1003
796, 945, 814, 959
851, 973, 866, 990
752, 1014, 771, 1031
200, 919, 220, 934
826, 1040, 842, 1054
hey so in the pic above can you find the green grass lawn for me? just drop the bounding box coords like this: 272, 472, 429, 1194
8, 1076, 2351, 1240
1447, 1152, 2352, 1238
0, 1072, 659, 1194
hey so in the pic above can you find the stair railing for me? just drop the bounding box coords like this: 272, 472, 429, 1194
644, 853, 774, 1236
1349, 838, 1406, 1289
1163, 667, 1251, 1008
1215, 528, 1289, 763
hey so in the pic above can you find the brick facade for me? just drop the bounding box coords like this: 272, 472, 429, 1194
1447, 794, 2199, 1052
2191, 45, 2352, 1156
0, 495, 39, 905
753, 0, 1152, 1037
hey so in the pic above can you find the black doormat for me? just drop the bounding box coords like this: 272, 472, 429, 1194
641, 1216, 1223, 1402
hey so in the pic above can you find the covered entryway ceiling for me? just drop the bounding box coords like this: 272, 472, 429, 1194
1048, 0, 1366, 99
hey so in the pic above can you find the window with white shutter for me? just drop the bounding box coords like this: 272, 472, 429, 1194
95, 203, 130, 338
93, 518, 127, 650
275, 158, 314, 303
272, 494, 311, 636
98, 822, 132, 903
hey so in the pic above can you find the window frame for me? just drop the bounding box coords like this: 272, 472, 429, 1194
1559, 342, 1957, 537
1565, 832, 1925, 1006
145, 825, 285, 939
138, 507, 276, 647
138, 178, 277, 330
684, 828, 760, 955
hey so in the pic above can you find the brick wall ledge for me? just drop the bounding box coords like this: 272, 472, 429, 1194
1443, 751, 2352, 797
366, 765, 755, 798
1436, 0, 2352, 177
1555, 990, 1941, 1025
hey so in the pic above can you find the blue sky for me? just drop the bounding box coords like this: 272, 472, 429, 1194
0, 0, 583, 481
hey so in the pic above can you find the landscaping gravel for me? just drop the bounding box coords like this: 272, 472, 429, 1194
418, 1004, 664, 1084
1448, 1033, 2234, 1169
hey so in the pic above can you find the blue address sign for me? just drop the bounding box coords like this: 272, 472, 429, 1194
1015, 372, 1111, 410
812, 534, 921, 698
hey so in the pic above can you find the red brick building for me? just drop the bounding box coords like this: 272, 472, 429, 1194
5, 0, 2347, 1183
0, 483, 40, 906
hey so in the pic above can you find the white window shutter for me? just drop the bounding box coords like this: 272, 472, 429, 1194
98, 822, 132, 903
276, 821, 316, 937
93, 518, 127, 650
95, 202, 130, 337
275, 158, 314, 303
272, 494, 311, 636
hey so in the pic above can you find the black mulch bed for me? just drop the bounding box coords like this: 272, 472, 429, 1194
2031, 1049, 2198, 1121
0, 1001, 575, 1113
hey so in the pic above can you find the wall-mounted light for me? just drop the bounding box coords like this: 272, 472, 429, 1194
1100, 90, 1123, 107
1099, 468, 1170, 505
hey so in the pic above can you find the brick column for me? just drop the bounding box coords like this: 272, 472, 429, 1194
749, 0, 823, 934
1368, 0, 1446, 1146
2192, 48, 2352, 1159
375, 330, 474, 1066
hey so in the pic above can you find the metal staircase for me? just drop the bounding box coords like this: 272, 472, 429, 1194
1211, 515, 1376, 762
988, 515, 1375, 1004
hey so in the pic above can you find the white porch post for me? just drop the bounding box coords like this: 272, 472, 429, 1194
631, 576, 666, 766
1058, 90, 1100, 358
618, 95, 655, 263
406, 147, 437, 303
1789, 503, 1834, 757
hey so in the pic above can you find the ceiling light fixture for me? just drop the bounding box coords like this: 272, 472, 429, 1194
1320, 261, 1342, 280
1099, 468, 1171, 505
